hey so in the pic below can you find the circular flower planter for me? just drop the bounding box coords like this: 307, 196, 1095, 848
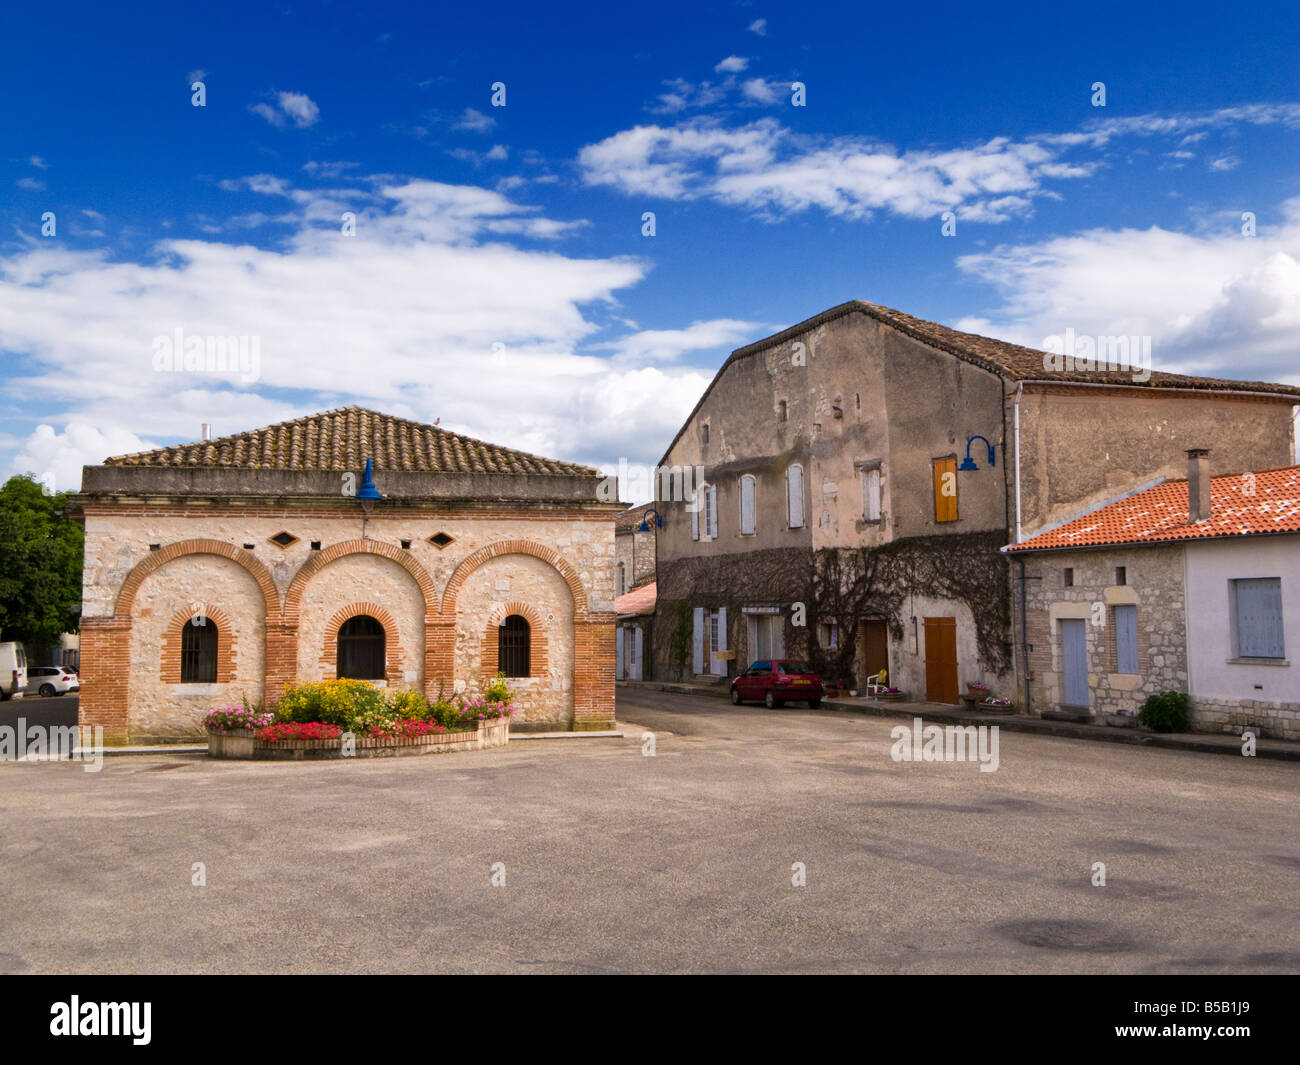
207, 717, 510, 760
207, 728, 257, 759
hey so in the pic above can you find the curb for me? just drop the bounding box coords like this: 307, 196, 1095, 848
623, 681, 1300, 762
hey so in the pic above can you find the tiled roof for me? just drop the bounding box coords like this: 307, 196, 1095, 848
1007, 465, 1300, 552
615, 581, 657, 617
104, 406, 596, 476
615, 503, 658, 532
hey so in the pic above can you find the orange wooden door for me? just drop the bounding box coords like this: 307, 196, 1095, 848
923, 617, 959, 704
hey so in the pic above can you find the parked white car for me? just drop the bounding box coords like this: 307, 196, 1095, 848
26, 666, 80, 697
0, 642, 29, 700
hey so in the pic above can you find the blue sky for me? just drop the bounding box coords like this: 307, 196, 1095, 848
2, 0, 1297, 492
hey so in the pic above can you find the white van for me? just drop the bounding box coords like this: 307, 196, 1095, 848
0, 643, 28, 700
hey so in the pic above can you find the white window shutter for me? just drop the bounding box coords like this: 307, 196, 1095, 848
691, 500, 699, 541
788, 465, 804, 528
717, 606, 727, 652
740, 476, 755, 534
865, 468, 881, 521
692, 608, 705, 674
707, 485, 718, 538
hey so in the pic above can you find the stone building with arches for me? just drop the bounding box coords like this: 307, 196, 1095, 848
70, 407, 620, 744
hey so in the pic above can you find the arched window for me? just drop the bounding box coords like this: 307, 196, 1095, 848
181, 617, 218, 683
499, 614, 531, 677
337, 615, 386, 680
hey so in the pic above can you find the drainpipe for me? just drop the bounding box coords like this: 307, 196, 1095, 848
1017, 556, 1032, 715
1013, 382, 1023, 544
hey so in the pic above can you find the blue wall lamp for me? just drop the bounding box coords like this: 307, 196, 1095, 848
636, 507, 664, 532
959, 435, 996, 471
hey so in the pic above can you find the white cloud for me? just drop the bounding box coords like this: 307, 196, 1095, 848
16, 177, 44, 190
953, 199, 1300, 386
0, 177, 717, 483
715, 56, 749, 73
29, 155, 48, 169
1209, 155, 1240, 171
579, 104, 1297, 225
251, 91, 320, 129
740, 78, 779, 104
748, 18, 767, 35
599, 319, 761, 365
454, 107, 496, 133
9, 423, 158, 494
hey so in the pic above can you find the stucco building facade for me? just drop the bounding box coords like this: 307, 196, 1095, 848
651, 300, 1299, 708
71, 407, 620, 744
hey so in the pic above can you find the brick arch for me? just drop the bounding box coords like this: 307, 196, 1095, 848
480, 601, 549, 680
114, 539, 280, 620
284, 539, 437, 621
441, 539, 588, 617
321, 602, 407, 687
161, 606, 237, 684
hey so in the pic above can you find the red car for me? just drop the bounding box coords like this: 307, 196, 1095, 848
730, 659, 825, 709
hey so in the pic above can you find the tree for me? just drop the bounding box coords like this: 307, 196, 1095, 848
0, 475, 84, 644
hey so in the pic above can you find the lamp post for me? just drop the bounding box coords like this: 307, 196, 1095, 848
959, 435, 996, 471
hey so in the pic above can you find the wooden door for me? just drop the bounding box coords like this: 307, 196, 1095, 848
1060, 619, 1089, 708
859, 620, 889, 687
923, 617, 959, 704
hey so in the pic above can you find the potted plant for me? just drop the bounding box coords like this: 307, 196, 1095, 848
204, 704, 273, 758
875, 686, 907, 702
966, 681, 991, 696
979, 696, 1014, 712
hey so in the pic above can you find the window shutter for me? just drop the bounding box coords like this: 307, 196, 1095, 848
615, 626, 625, 679
740, 476, 756, 534
692, 607, 705, 674
717, 607, 727, 652
691, 499, 699, 541
707, 485, 718, 538
864, 467, 881, 521
633, 627, 643, 680
1114, 605, 1139, 674
933, 457, 958, 522
1235, 578, 1285, 658
787, 465, 804, 528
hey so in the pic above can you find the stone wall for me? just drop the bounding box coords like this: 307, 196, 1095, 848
78, 503, 617, 742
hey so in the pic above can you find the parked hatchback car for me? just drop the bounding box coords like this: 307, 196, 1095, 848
26, 666, 80, 697
730, 659, 825, 708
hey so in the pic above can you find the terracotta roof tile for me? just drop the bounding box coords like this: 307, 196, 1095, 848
1008, 465, 1300, 552
615, 581, 657, 617
104, 406, 596, 476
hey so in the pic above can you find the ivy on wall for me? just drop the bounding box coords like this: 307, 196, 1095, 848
654, 533, 1012, 680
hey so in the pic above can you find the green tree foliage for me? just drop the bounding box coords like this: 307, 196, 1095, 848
0, 475, 84, 644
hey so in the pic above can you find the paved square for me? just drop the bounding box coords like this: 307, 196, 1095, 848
1, 690, 1296, 973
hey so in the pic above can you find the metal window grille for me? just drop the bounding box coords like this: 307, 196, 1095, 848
337, 615, 386, 679
499, 614, 531, 677
181, 619, 218, 683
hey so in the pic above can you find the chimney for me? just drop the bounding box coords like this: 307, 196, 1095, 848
201, 423, 212, 441
1187, 448, 1211, 523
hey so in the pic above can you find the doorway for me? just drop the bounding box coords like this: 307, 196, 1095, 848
1060, 618, 1089, 709
858, 619, 889, 688
923, 617, 959, 704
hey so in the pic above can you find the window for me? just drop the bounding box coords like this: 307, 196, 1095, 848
932, 457, 958, 522
181, 618, 218, 683
1232, 578, 1285, 659
777, 400, 788, 423
704, 484, 718, 538
860, 463, 882, 521
786, 464, 805, 528
1114, 605, 1139, 674
1064, 567, 1074, 588
820, 622, 839, 650
739, 475, 756, 535
1115, 566, 1127, 586
499, 614, 531, 676
702, 422, 710, 444
691, 497, 700, 540
747, 661, 772, 676
337, 615, 385, 680
749, 614, 786, 659
617, 562, 626, 596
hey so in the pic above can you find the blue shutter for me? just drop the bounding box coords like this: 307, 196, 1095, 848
1235, 578, 1285, 658
1114, 605, 1138, 674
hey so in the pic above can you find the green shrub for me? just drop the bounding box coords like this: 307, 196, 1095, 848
484, 671, 512, 704
389, 689, 431, 721
1137, 690, 1190, 733
276, 678, 388, 731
